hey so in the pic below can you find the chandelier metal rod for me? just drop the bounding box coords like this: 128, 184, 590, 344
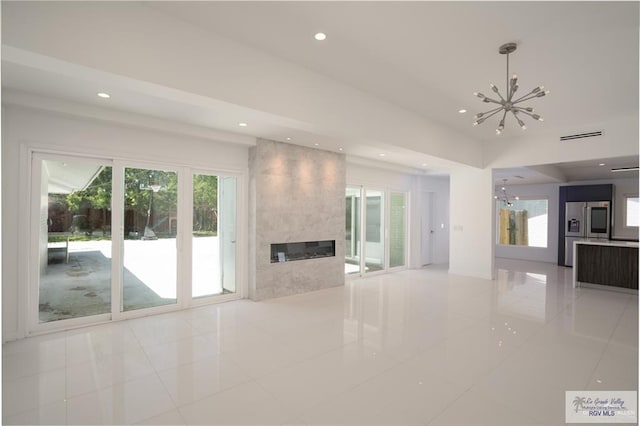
513, 109, 541, 121
517, 109, 535, 118
512, 92, 542, 104
480, 108, 503, 121
493, 88, 506, 103
506, 52, 510, 100
477, 106, 503, 117
498, 109, 507, 128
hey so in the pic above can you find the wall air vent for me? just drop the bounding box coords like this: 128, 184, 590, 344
560, 131, 603, 141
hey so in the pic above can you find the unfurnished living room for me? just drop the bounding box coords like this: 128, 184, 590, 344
1, 2, 638, 425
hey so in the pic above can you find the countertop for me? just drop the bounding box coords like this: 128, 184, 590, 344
574, 239, 639, 248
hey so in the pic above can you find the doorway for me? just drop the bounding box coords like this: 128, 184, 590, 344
345, 186, 408, 276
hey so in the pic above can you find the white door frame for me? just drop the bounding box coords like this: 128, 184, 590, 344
187, 169, 243, 308
29, 152, 115, 334
27, 151, 244, 335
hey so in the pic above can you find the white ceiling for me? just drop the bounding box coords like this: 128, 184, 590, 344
2, 1, 638, 182
494, 155, 639, 186
148, 1, 638, 141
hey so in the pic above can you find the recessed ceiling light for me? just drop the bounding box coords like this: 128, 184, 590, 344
314, 143, 319, 146
339, 148, 343, 151
97, 92, 110, 99
458, 109, 467, 114
238, 122, 248, 127
286, 137, 291, 141
314, 32, 327, 41
599, 163, 605, 166
379, 153, 385, 157
422, 163, 427, 167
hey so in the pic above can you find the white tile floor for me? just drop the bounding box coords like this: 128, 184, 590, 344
3, 259, 638, 425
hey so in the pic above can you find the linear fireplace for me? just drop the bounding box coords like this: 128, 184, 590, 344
270, 240, 336, 263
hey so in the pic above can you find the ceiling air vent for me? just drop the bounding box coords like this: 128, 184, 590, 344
560, 130, 603, 141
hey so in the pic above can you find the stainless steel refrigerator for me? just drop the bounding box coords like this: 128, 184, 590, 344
564, 201, 611, 266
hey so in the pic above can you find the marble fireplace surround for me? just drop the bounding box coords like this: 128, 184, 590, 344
249, 139, 346, 301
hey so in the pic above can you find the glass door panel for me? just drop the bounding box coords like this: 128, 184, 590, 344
220, 176, 237, 294
192, 173, 221, 298
389, 192, 407, 268
191, 174, 237, 298
122, 167, 177, 311
37, 158, 112, 323
365, 190, 385, 273
345, 187, 362, 275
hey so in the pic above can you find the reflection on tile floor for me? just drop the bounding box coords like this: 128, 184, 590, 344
3, 259, 638, 425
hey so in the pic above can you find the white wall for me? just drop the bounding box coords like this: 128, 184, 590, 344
2, 105, 250, 341
346, 160, 415, 190
610, 178, 639, 240
484, 114, 638, 169
449, 166, 494, 279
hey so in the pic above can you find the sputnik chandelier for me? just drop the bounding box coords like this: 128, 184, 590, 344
494, 179, 519, 207
473, 42, 549, 134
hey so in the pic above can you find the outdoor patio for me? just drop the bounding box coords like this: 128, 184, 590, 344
40, 237, 221, 322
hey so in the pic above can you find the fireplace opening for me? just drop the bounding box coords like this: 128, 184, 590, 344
271, 240, 335, 263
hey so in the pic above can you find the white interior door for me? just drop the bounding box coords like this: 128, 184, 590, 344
421, 192, 434, 266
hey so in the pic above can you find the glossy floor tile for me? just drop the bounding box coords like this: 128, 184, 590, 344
3, 259, 638, 425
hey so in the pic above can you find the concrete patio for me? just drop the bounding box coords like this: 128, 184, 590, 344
40, 237, 222, 322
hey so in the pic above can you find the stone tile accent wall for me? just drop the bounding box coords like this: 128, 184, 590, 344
249, 139, 345, 300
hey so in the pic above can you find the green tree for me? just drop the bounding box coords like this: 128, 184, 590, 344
193, 175, 218, 234
123, 168, 178, 236
61, 167, 218, 236
66, 167, 112, 214
64, 167, 112, 234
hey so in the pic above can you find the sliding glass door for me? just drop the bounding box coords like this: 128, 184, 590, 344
31, 152, 240, 331
191, 173, 237, 299
389, 192, 407, 269
34, 155, 113, 323
122, 167, 178, 311
345, 187, 362, 275
345, 186, 407, 276
365, 189, 385, 273
191, 173, 219, 298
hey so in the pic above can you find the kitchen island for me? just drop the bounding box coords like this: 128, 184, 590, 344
573, 239, 639, 291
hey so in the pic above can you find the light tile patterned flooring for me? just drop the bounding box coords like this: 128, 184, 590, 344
3, 259, 638, 425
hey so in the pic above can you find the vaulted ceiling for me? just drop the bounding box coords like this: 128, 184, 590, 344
2, 1, 638, 182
